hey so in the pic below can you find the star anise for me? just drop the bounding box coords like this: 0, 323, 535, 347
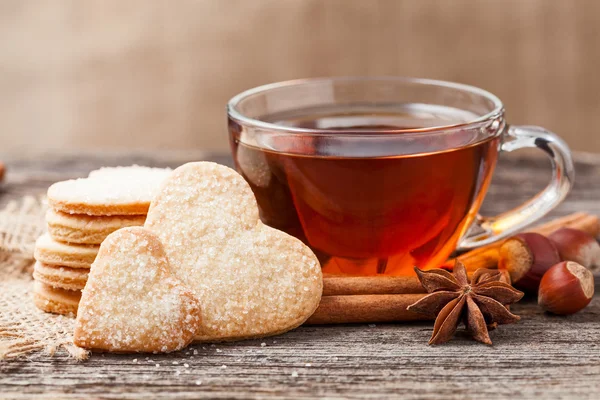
407, 261, 524, 345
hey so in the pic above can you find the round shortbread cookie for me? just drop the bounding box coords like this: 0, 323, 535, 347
34, 233, 98, 268
46, 209, 146, 244
47, 166, 172, 216
33, 262, 89, 291
32, 280, 81, 316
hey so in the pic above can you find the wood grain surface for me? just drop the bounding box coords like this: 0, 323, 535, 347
0, 151, 599, 399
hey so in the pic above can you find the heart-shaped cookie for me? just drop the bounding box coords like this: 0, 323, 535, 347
74, 227, 202, 353
145, 162, 322, 341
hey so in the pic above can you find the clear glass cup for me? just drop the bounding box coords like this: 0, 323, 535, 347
227, 77, 573, 276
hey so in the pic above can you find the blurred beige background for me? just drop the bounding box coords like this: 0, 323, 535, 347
1, 0, 599, 154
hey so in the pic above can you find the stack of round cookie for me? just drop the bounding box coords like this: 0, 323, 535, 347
32, 166, 171, 315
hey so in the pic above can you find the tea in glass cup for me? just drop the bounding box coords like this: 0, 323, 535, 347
228, 78, 573, 275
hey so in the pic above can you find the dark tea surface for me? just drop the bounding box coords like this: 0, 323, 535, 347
230, 106, 500, 275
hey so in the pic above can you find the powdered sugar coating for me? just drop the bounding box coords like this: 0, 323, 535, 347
34, 233, 98, 269
88, 165, 172, 180
145, 162, 323, 341
74, 227, 202, 353
48, 166, 172, 216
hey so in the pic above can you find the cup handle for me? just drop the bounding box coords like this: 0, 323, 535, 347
457, 125, 574, 250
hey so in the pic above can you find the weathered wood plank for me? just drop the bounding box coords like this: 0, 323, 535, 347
0, 151, 599, 399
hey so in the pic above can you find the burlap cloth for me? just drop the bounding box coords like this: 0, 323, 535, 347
0, 196, 89, 361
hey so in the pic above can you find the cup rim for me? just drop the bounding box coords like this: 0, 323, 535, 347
227, 76, 505, 137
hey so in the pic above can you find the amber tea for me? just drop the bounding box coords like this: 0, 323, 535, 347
230, 105, 500, 275
228, 78, 572, 276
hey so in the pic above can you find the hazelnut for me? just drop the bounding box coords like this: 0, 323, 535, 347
548, 228, 600, 269
538, 261, 595, 315
498, 232, 561, 293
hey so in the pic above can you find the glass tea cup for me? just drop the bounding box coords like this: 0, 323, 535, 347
227, 77, 573, 276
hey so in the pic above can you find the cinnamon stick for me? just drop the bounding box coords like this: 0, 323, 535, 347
532, 212, 599, 236
322, 270, 511, 296
323, 275, 425, 296
305, 294, 431, 324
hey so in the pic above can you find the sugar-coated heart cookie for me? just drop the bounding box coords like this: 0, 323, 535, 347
74, 227, 202, 353
145, 162, 322, 342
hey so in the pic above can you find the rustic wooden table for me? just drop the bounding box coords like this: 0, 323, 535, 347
1, 151, 599, 399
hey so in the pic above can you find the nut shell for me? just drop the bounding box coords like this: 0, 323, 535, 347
538, 261, 594, 315
499, 232, 561, 293
548, 228, 600, 269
